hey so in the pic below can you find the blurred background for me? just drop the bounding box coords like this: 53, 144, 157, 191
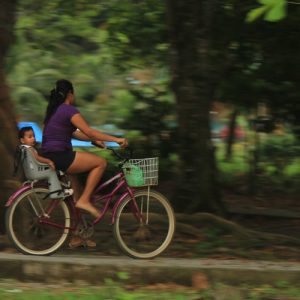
0, 0, 300, 297
0, 0, 300, 260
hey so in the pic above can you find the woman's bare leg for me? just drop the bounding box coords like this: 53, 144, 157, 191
67, 152, 107, 218
68, 174, 81, 202
67, 174, 97, 248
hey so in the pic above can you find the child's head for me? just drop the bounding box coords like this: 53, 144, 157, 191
18, 126, 36, 146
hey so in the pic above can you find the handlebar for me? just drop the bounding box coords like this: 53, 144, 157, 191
107, 146, 132, 161
91, 141, 132, 166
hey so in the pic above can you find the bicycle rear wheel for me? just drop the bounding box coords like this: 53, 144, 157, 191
114, 189, 175, 259
5, 187, 71, 256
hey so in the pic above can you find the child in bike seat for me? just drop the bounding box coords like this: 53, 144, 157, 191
19, 127, 95, 249
18, 126, 74, 194
18, 126, 55, 170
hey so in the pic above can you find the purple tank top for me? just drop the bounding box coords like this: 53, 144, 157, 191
42, 104, 79, 152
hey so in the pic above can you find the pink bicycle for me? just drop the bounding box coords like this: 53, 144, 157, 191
5, 147, 175, 259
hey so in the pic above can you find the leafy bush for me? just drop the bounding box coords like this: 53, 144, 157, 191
258, 133, 300, 164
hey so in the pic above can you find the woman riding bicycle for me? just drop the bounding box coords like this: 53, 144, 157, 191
41, 79, 128, 219
6, 81, 175, 256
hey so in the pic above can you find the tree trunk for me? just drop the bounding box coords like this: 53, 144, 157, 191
225, 109, 238, 161
166, 0, 226, 215
0, 0, 19, 233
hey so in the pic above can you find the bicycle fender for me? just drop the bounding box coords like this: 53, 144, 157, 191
5, 184, 32, 207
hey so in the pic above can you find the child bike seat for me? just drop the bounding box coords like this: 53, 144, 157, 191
19, 145, 66, 199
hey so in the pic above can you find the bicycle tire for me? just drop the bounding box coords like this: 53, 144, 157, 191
113, 189, 175, 259
5, 187, 71, 256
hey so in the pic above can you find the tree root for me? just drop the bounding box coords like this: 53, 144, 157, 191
174, 222, 203, 238
175, 212, 300, 246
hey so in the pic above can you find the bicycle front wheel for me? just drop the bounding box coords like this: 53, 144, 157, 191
114, 189, 175, 259
6, 187, 71, 256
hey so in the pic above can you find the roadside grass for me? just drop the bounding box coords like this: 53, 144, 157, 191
0, 281, 299, 300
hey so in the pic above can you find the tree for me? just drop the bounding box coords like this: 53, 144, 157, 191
166, 0, 226, 214
6, 0, 117, 124
0, 0, 19, 233
246, 1, 300, 139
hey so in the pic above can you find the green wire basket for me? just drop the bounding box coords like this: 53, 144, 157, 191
122, 157, 158, 187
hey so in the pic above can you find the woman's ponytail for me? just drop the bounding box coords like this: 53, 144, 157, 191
44, 79, 73, 124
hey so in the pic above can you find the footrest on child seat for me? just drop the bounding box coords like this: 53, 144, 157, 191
43, 188, 74, 200
64, 189, 74, 197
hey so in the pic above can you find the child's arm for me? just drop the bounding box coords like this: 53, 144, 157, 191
29, 148, 56, 170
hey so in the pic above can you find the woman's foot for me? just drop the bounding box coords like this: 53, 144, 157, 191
69, 236, 83, 248
68, 236, 97, 249
75, 200, 101, 219
85, 239, 97, 248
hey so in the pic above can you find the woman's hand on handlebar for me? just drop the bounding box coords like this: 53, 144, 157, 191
116, 138, 128, 148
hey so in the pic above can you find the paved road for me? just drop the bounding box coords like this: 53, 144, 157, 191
0, 252, 299, 286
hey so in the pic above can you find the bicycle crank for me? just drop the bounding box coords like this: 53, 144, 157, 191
74, 222, 95, 239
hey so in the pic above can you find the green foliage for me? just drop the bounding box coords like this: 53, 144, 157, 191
219, 158, 249, 176
285, 158, 300, 176
259, 133, 300, 160
214, 132, 300, 196
6, 0, 171, 131
105, 0, 168, 69
246, 0, 287, 22
258, 134, 300, 186
8, 0, 300, 139
6, 0, 119, 123
216, 1, 300, 139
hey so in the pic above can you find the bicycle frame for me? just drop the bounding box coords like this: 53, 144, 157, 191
89, 171, 136, 225
6, 146, 174, 258
5, 170, 140, 232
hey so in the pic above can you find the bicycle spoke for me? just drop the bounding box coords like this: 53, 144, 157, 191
28, 194, 41, 217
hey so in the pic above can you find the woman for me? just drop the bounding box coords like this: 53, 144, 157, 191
41, 79, 128, 220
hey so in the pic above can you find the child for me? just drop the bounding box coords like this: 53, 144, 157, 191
18, 126, 55, 170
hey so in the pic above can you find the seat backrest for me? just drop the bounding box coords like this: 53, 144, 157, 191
21, 146, 52, 180
20, 146, 63, 198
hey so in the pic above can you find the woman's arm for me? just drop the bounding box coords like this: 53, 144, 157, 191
73, 130, 106, 148
71, 113, 128, 148
72, 129, 91, 141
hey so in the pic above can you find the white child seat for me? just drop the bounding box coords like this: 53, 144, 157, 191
20, 145, 65, 198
